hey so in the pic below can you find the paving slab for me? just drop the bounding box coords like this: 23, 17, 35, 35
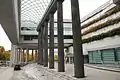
1, 64, 120, 80
23, 63, 120, 80
0, 67, 13, 80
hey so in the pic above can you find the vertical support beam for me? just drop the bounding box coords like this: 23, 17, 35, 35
32, 49, 34, 60
15, 48, 18, 64
70, 0, 85, 78
23, 49, 25, 62
17, 48, 19, 64
28, 49, 30, 61
10, 44, 16, 66
18, 48, 20, 63
20, 48, 23, 65
38, 32, 41, 64
42, 26, 45, 65
44, 21, 48, 67
42, 26, 45, 66
26, 49, 28, 63
35, 50, 38, 62
49, 13, 54, 69
20, 48, 22, 64
57, 0, 65, 72
40, 27, 43, 65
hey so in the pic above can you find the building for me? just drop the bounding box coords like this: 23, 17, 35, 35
68, 0, 120, 64
1, 0, 120, 78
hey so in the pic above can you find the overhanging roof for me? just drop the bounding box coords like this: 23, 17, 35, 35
21, 0, 52, 29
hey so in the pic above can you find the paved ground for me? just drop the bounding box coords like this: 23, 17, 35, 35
0, 67, 13, 80
23, 63, 120, 80
85, 64, 120, 73
0, 63, 120, 80
0, 66, 37, 80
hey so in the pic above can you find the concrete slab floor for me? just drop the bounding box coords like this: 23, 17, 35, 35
0, 67, 13, 80
0, 67, 36, 80
0, 63, 120, 80
23, 63, 120, 80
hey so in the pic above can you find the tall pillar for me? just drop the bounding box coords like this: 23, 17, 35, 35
35, 50, 38, 62
40, 27, 43, 65
16, 48, 19, 64
23, 49, 25, 62
70, 0, 85, 78
49, 13, 54, 69
15, 48, 18, 64
43, 21, 48, 67
26, 49, 28, 63
28, 49, 30, 61
19, 48, 22, 64
38, 32, 41, 64
17, 48, 20, 63
10, 44, 16, 66
18, 48, 20, 63
21, 48, 24, 65
32, 49, 34, 60
42, 26, 45, 65
57, 0, 65, 72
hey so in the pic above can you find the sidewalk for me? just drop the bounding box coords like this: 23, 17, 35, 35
85, 64, 120, 73
0, 67, 13, 80
23, 63, 120, 80
1, 64, 120, 80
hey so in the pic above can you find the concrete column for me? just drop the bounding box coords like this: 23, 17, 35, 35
10, 44, 16, 66
40, 27, 43, 65
38, 32, 41, 64
57, 0, 65, 72
35, 50, 38, 62
42, 26, 45, 66
21, 48, 24, 65
20, 48, 22, 64
23, 49, 25, 62
43, 21, 48, 67
17, 49, 19, 63
18, 48, 20, 63
28, 49, 30, 61
49, 13, 54, 69
32, 49, 34, 60
15, 48, 17, 64
26, 49, 28, 63
70, 0, 85, 78
16, 48, 19, 64
68, 57, 70, 64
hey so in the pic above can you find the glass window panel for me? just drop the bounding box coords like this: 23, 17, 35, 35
21, 0, 51, 29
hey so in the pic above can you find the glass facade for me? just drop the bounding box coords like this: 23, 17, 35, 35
21, 0, 51, 32
88, 47, 120, 64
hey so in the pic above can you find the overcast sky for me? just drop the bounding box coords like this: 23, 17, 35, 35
0, 0, 109, 50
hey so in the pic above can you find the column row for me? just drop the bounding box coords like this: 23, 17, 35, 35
37, 0, 84, 78
12, 48, 38, 65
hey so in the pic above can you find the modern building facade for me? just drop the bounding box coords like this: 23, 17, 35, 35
67, 0, 120, 64
0, 0, 120, 78
0, 0, 84, 78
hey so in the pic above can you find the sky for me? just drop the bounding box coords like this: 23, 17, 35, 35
0, 0, 109, 51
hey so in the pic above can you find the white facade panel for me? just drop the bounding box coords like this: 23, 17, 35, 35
69, 36, 120, 55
